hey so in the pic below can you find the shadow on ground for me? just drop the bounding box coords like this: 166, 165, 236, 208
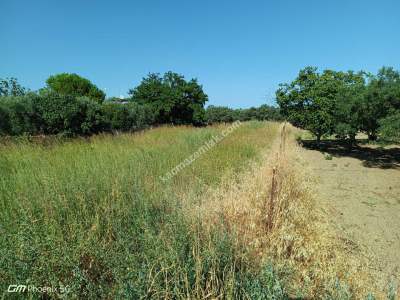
300, 139, 400, 169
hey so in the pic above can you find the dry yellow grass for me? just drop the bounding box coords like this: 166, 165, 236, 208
190, 123, 385, 298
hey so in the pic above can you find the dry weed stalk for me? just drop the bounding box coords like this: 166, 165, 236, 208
190, 123, 383, 299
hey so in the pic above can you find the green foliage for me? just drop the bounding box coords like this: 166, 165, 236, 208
129, 72, 208, 125
378, 112, 400, 142
205, 105, 236, 123
0, 77, 27, 96
33, 93, 82, 135
257, 104, 283, 121
242, 264, 288, 299
101, 102, 155, 132
45, 73, 105, 103
32, 93, 104, 135
101, 102, 131, 131
324, 279, 352, 300
277, 66, 400, 143
205, 104, 282, 124
334, 71, 367, 141
0, 94, 157, 137
77, 97, 106, 134
0, 94, 40, 135
362, 67, 400, 139
277, 67, 348, 141
0, 101, 11, 135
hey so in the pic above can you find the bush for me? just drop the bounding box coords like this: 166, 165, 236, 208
0, 94, 39, 135
32, 93, 106, 136
0, 101, 11, 135
0, 94, 157, 137
76, 97, 106, 135
102, 102, 156, 132
206, 106, 234, 123
125, 102, 156, 130
33, 93, 80, 135
102, 102, 131, 131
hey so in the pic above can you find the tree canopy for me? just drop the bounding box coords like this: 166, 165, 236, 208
0, 77, 27, 96
205, 105, 282, 124
277, 67, 352, 141
128, 72, 208, 125
277, 66, 400, 143
45, 73, 105, 103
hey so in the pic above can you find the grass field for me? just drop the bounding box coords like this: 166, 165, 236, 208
1, 122, 397, 299
0, 121, 284, 298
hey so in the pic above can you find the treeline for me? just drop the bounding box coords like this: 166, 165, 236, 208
0, 72, 280, 136
205, 105, 282, 123
277, 66, 400, 143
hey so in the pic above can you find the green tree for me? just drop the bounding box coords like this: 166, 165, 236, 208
257, 105, 282, 121
333, 71, 367, 143
205, 106, 235, 123
0, 77, 27, 96
45, 73, 105, 103
277, 67, 344, 141
205, 105, 281, 124
362, 67, 400, 140
379, 112, 400, 142
129, 72, 208, 125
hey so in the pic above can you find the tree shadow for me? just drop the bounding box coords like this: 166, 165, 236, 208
300, 139, 400, 169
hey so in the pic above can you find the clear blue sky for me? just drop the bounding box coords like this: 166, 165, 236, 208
1, 0, 399, 108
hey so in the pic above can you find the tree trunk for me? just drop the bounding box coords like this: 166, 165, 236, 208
315, 134, 321, 149
368, 132, 377, 141
347, 134, 356, 150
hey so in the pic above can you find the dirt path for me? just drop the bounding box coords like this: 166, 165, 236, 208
301, 142, 400, 290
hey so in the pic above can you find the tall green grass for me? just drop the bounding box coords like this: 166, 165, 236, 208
0, 121, 285, 298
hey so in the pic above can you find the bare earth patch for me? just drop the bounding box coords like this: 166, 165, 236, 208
301, 142, 400, 292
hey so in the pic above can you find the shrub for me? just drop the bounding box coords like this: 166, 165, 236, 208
0, 101, 11, 135
125, 102, 156, 130
102, 102, 156, 132
205, 106, 235, 123
0, 94, 39, 135
76, 97, 106, 134
32, 93, 99, 135
0, 94, 156, 137
102, 102, 131, 131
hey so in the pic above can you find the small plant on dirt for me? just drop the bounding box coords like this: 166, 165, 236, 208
365, 293, 376, 300
324, 153, 333, 160
387, 281, 397, 300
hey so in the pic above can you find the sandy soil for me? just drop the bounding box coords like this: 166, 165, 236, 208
301, 141, 400, 291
